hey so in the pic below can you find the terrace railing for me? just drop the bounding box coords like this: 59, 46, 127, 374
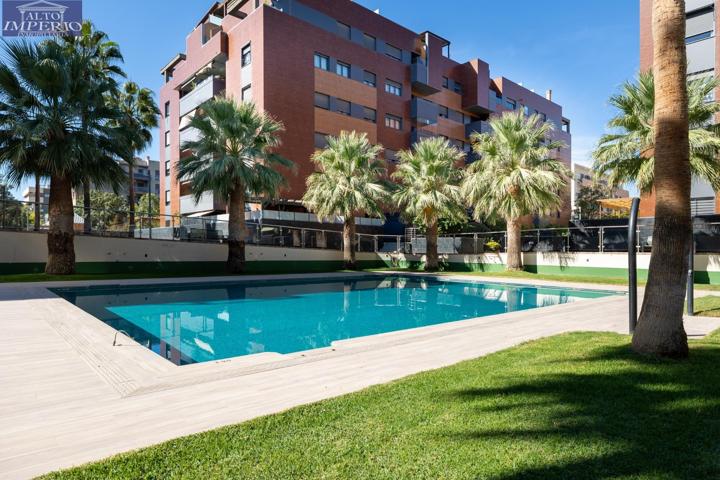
4, 200, 720, 254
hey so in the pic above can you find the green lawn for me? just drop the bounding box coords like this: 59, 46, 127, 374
43, 331, 720, 479
693, 295, 720, 316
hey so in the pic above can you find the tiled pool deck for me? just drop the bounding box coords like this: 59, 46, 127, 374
2, 272, 719, 479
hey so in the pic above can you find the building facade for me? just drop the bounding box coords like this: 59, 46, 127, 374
160, 0, 572, 224
640, 0, 719, 216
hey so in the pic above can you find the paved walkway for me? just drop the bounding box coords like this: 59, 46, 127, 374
1, 273, 719, 479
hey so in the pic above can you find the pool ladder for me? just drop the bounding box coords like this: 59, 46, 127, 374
112, 330, 131, 346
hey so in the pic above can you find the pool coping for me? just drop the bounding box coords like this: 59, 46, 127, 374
12, 271, 627, 397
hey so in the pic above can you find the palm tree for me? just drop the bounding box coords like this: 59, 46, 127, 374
108, 82, 159, 237
177, 98, 292, 273
61, 21, 125, 234
462, 111, 568, 271
593, 70, 720, 192
0, 40, 125, 274
302, 131, 389, 269
632, 0, 690, 358
393, 137, 465, 272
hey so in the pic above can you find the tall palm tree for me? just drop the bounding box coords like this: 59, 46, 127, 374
593, 70, 720, 192
0, 40, 125, 274
108, 82, 159, 237
302, 131, 389, 269
177, 98, 292, 273
393, 137, 465, 271
62, 21, 125, 234
633, 0, 690, 358
463, 111, 568, 270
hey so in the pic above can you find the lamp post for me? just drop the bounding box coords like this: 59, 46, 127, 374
628, 197, 640, 334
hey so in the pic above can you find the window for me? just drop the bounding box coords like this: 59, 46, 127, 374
385, 114, 402, 130
255, 0, 260, 8
314, 132, 328, 149
336, 98, 351, 116
314, 92, 330, 109
337, 21, 351, 40
385, 79, 402, 96
439, 105, 449, 119
242, 84, 252, 102
314, 53, 329, 71
363, 107, 376, 123
241, 43, 252, 67
165, 190, 170, 205
505, 98, 516, 110
164, 131, 170, 147
385, 43, 402, 61
363, 33, 376, 50
453, 82, 463, 95
164, 101, 170, 118
442, 76, 449, 89
336, 60, 350, 78
523, 105, 530, 116
562, 119, 570, 133
363, 70, 376, 87
165, 161, 170, 176
686, 31, 713, 44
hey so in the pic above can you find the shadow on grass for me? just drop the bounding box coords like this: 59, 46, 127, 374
448, 342, 720, 479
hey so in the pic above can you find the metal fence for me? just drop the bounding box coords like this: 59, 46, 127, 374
4, 200, 720, 254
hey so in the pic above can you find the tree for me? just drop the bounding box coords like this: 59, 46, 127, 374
302, 131, 389, 269
61, 21, 125, 234
593, 70, 720, 193
632, 0, 690, 358
108, 82, 159, 237
177, 98, 292, 273
575, 183, 615, 220
0, 40, 125, 274
74, 190, 128, 232
136, 193, 159, 218
393, 137, 465, 271
462, 111, 568, 270
0, 183, 23, 228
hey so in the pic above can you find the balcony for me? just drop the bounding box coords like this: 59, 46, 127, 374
410, 128, 434, 145
465, 120, 491, 138
180, 192, 226, 215
411, 97, 438, 126
179, 75, 225, 117
179, 126, 201, 148
410, 59, 439, 95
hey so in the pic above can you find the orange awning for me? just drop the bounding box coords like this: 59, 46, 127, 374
598, 198, 633, 211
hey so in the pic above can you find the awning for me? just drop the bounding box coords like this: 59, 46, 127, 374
598, 198, 633, 211
187, 210, 216, 218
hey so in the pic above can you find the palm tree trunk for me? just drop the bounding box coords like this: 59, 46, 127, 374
45, 175, 75, 275
33, 175, 40, 231
227, 187, 247, 273
342, 218, 357, 270
83, 180, 91, 234
127, 162, 135, 238
425, 220, 439, 272
633, 0, 690, 358
506, 217, 523, 271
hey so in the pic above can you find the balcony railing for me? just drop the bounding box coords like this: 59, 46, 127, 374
410, 59, 439, 95
179, 76, 225, 117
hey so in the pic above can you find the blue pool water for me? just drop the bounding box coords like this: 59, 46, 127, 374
52, 276, 616, 365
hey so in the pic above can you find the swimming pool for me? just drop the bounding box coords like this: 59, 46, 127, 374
52, 275, 617, 365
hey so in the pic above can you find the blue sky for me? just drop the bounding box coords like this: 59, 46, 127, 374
11, 0, 640, 195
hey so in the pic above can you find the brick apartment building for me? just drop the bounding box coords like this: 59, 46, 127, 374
640, 0, 720, 216
160, 0, 572, 224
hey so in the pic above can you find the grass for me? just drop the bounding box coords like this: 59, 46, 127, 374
371, 267, 720, 291
43, 331, 720, 479
692, 295, 720, 316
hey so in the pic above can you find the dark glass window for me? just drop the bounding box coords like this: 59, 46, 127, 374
363, 107, 377, 123
363, 70, 376, 87
363, 33, 376, 50
241, 43, 251, 67
314, 92, 330, 109
336, 99, 351, 116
